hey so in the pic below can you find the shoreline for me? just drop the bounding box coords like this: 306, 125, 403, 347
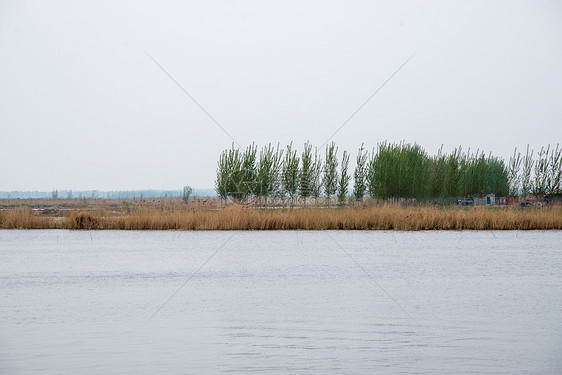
1, 199, 561, 230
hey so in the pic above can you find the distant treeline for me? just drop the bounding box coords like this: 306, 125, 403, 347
215, 142, 562, 202
0, 189, 216, 199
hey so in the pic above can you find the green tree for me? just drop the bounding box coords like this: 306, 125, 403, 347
366, 148, 377, 198
547, 144, 561, 194
282, 142, 300, 203
426, 146, 447, 199
445, 148, 461, 200
508, 147, 522, 196
215, 144, 243, 201
240, 143, 258, 199
299, 142, 314, 201
255, 143, 283, 205
460, 150, 491, 197
323, 142, 339, 205
353, 144, 368, 201
337, 150, 350, 204
310, 147, 323, 201
521, 145, 534, 196
487, 156, 509, 197
182, 186, 193, 203
367, 142, 427, 199
533, 145, 551, 197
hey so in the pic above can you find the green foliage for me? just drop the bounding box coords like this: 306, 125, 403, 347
215, 144, 255, 201
366, 148, 377, 198
530, 144, 562, 196
241, 143, 258, 199
547, 144, 561, 194
323, 142, 339, 202
367, 142, 427, 199
282, 142, 300, 199
508, 148, 522, 196
532, 145, 548, 196
487, 156, 509, 197
215, 145, 240, 200
182, 186, 193, 203
337, 150, 350, 204
353, 144, 368, 201
460, 150, 490, 197
299, 142, 313, 199
426, 146, 447, 199
214, 142, 555, 203
531, 144, 562, 196
521, 145, 534, 196
255, 143, 283, 201
310, 148, 323, 199
445, 148, 461, 199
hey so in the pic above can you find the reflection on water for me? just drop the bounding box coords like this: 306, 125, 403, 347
1, 230, 561, 374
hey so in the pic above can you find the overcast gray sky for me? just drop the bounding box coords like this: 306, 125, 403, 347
1, 0, 561, 191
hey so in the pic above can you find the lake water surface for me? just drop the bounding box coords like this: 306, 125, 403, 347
1, 230, 561, 374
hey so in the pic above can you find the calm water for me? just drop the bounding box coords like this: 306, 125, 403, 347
1, 230, 561, 374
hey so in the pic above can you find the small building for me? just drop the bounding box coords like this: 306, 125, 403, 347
495, 196, 507, 205
506, 196, 519, 205
457, 194, 496, 206
473, 194, 495, 206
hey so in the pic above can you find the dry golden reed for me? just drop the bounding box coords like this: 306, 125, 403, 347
0, 208, 55, 229
3, 205, 560, 230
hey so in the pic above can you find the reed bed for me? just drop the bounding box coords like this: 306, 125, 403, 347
1, 205, 561, 230
0, 208, 57, 229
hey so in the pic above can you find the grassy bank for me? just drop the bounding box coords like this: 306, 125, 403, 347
1, 203, 561, 230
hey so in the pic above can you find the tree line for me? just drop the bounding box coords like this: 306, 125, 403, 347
215, 142, 562, 203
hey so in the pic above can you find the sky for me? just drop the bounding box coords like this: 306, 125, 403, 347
1, 0, 561, 191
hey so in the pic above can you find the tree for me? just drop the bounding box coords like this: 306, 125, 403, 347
241, 143, 258, 199
473, 152, 492, 197
445, 148, 461, 200
182, 186, 193, 203
282, 142, 300, 203
299, 142, 313, 202
366, 148, 377, 198
214, 141, 531, 203
521, 145, 534, 196
215, 144, 245, 201
532, 145, 549, 196
401, 143, 428, 199
51, 189, 58, 199
508, 147, 522, 196
367, 142, 427, 199
310, 147, 323, 201
255, 143, 283, 205
353, 144, 368, 201
337, 150, 350, 204
487, 156, 509, 197
460, 150, 492, 198
323, 142, 338, 205
426, 146, 447, 199
547, 144, 561, 194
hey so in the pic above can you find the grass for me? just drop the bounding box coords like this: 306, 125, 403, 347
1, 198, 561, 230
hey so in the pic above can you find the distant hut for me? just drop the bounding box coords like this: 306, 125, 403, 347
473, 194, 495, 206
506, 196, 519, 205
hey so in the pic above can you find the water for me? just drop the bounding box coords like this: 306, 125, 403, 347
1, 230, 561, 374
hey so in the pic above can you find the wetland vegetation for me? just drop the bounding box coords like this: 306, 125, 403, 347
2, 142, 560, 231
